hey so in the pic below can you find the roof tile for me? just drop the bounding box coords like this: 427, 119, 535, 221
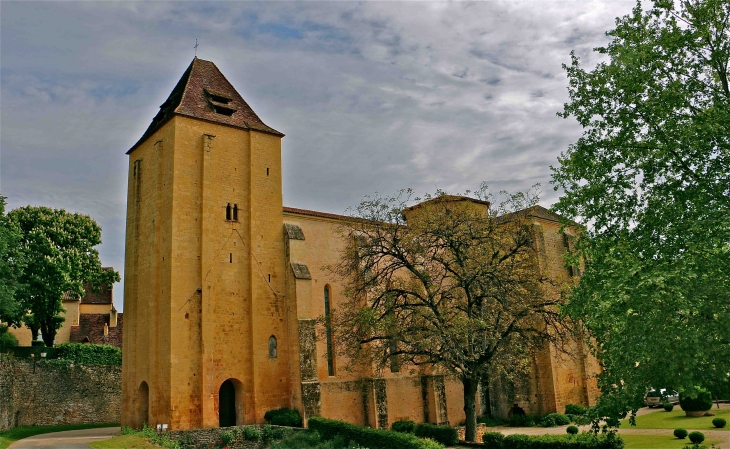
129, 58, 283, 153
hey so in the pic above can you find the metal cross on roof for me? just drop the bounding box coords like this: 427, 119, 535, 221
194, 39, 199, 57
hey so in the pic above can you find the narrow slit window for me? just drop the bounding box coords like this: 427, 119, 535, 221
269, 336, 277, 358
233, 204, 238, 221
324, 286, 335, 376
229, 253, 232, 263
266, 168, 270, 176
226, 203, 231, 221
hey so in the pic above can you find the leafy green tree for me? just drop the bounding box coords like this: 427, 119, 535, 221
0, 196, 24, 325
331, 186, 567, 442
552, 0, 729, 420
8, 206, 120, 346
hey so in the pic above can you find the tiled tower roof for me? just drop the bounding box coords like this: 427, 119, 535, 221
129, 58, 283, 153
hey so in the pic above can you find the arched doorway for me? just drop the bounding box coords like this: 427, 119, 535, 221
137, 381, 149, 429
219, 379, 236, 427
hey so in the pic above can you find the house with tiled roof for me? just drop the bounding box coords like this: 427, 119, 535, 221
8, 268, 123, 348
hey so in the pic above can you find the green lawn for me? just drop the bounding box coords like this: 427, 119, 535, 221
0, 423, 119, 449
622, 408, 729, 431
621, 434, 724, 449
88, 435, 159, 449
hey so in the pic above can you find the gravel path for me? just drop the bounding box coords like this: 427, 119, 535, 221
8, 427, 121, 449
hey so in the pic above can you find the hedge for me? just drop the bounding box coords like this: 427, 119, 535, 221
482, 431, 505, 446
392, 420, 416, 433
491, 433, 624, 449
565, 404, 587, 415
308, 417, 443, 449
414, 423, 459, 446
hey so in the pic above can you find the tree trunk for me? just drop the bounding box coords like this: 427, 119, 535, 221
29, 326, 39, 341
463, 377, 479, 442
40, 321, 56, 347
481, 373, 492, 417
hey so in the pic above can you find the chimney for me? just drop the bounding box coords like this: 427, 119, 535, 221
109, 308, 118, 328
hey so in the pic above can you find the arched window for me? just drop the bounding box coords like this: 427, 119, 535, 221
324, 286, 335, 376
226, 203, 232, 221
268, 335, 277, 358
233, 204, 238, 221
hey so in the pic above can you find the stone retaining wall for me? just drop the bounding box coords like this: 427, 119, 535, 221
163, 425, 303, 449
0, 355, 121, 431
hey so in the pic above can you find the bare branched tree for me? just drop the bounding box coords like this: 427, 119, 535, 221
329, 185, 569, 442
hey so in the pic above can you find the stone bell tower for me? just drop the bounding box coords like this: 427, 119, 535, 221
121, 58, 291, 430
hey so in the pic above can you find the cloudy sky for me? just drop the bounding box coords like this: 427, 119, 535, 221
1, 1, 635, 310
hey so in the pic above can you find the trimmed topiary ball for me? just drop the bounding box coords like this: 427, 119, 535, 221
673, 428, 688, 439
688, 431, 705, 444
712, 417, 726, 428
663, 402, 674, 412
566, 425, 579, 435
679, 386, 713, 413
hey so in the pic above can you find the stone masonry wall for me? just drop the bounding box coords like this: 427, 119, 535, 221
164, 425, 303, 449
0, 356, 121, 431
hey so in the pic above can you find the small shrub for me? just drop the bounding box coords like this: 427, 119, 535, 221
481, 431, 504, 448
539, 415, 557, 427
31, 340, 45, 347
509, 414, 536, 427
262, 424, 284, 442
688, 431, 704, 444
220, 430, 235, 446
242, 426, 262, 441
565, 404, 587, 415
673, 428, 688, 439
391, 420, 415, 433
679, 386, 713, 412
567, 425, 579, 435
546, 413, 571, 426
712, 417, 726, 428
264, 407, 303, 427
414, 423, 458, 446
663, 402, 674, 412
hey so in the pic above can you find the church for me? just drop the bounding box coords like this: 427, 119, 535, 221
121, 58, 599, 431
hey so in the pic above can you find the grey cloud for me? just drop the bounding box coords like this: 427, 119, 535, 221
1, 1, 636, 310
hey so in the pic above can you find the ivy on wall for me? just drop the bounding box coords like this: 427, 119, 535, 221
54, 343, 122, 366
